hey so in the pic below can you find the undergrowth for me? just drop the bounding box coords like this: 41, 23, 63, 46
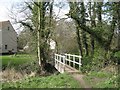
2, 73, 80, 88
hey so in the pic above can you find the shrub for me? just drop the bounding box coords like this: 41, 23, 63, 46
18, 60, 40, 74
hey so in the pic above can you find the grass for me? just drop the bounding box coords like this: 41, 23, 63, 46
1, 54, 81, 88
2, 73, 80, 88
1, 54, 36, 68
83, 70, 118, 88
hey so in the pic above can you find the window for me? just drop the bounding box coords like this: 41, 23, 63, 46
8, 27, 10, 30
5, 45, 7, 49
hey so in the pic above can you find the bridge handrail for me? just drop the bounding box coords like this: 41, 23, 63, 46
65, 53, 82, 58
65, 58, 82, 65
55, 58, 65, 65
65, 53, 82, 70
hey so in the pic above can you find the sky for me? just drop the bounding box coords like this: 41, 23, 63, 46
0, 0, 25, 21
0, 1, 11, 21
0, 0, 69, 34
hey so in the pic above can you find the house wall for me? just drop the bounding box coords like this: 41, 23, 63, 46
0, 21, 17, 53
0, 22, 2, 53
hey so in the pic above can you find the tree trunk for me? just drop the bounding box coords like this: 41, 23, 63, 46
90, 36, 94, 55
37, 30, 41, 66
76, 25, 83, 56
116, 2, 120, 50
80, 2, 89, 56
89, 2, 96, 55
82, 31, 88, 56
97, 2, 103, 24
37, 1, 41, 67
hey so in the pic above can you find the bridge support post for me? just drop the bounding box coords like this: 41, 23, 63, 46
79, 57, 81, 71
57, 55, 59, 71
63, 56, 65, 72
69, 54, 70, 66
59, 56, 61, 73
73, 56, 75, 68
55, 55, 56, 68
65, 55, 67, 65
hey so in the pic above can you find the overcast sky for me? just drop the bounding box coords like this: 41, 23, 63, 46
0, 1, 12, 21
0, 0, 24, 21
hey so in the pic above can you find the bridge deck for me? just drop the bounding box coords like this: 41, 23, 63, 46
65, 65, 81, 74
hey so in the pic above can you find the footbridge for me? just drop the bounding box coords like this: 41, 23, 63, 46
54, 53, 82, 73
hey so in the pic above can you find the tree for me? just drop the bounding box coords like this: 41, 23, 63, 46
31, 1, 54, 71
68, 2, 118, 51
12, 1, 54, 71
75, 24, 83, 56
68, 1, 119, 70
88, 2, 96, 55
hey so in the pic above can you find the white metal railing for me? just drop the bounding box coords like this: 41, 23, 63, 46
65, 53, 82, 71
54, 53, 82, 73
55, 54, 65, 73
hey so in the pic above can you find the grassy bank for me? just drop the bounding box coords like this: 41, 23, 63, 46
1, 54, 80, 88
1, 54, 36, 69
2, 73, 80, 88
83, 67, 118, 88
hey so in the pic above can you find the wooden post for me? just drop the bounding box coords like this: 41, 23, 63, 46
69, 54, 71, 66
60, 55, 62, 72
57, 55, 59, 71
73, 56, 75, 68
63, 56, 65, 73
65, 55, 67, 65
55, 54, 56, 67
79, 57, 81, 71
60, 56, 64, 73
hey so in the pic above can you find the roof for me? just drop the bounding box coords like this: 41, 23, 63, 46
0, 20, 9, 23
0, 20, 10, 29
0, 20, 17, 35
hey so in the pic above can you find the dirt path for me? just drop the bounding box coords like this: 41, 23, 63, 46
71, 74, 91, 88
65, 65, 91, 89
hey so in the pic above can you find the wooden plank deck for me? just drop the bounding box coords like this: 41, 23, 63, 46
65, 65, 81, 74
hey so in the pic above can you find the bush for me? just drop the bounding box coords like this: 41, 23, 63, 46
84, 71, 118, 88
81, 56, 92, 73
81, 48, 107, 73
18, 60, 40, 74
95, 74, 118, 88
